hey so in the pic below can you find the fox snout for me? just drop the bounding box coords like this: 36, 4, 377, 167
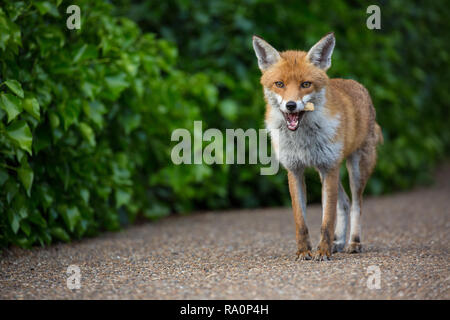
286, 101, 297, 112
284, 100, 308, 113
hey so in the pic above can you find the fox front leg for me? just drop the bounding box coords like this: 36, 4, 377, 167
287, 170, 312, 260
315, 167, 340, 261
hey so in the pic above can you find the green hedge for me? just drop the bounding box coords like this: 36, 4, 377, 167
0, 0, 224, 248
1, 0, 449, 248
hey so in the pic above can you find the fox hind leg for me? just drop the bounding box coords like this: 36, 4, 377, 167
346, 143, 377, 253
333, 181, 350, 253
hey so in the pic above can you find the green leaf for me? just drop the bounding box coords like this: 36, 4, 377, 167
16, 203, 28, 219
83, 100, 106, 129
123, 113, 141, 134
60, 100, 81, 130
23, 98, 40, 120
5, 180, 18, 204
20, 221, 31, 236
4, 80, 24, 98
80, 188, 90, 204
0, 168, 8, 186
11, 213, 20, 234
6, 2, 28, 21
49, 112, 60, 128
6, 120, 33, 154
79, 122, 96, 146
50, 227, 70, 242
219, 99, 238, 121
73, 44, 98, 64
39, 185, 54, 210
7, 205, 24, 234
0, 20, 10, 51
0, 93, 23, 123
61, 206, 81, 232
34, 2, 60, 17
105, 73, 129, 99
16, 148, 25, 162
8, 20, 22, 47
115, 189, 132, 208
29, 211, 47, 228
17, 162, 34, 197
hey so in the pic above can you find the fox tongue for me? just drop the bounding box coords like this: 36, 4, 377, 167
286, 113, 299, 131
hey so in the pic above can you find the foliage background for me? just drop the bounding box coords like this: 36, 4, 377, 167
0, 0, 448, 248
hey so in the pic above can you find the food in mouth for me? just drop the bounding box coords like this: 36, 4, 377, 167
283, 102, 315, 131
304, 102, 315, 111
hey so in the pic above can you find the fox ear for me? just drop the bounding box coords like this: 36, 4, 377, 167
252, 36, 281, 71
306, 32, 335, 71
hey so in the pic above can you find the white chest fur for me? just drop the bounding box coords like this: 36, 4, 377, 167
265, 89, 342, 172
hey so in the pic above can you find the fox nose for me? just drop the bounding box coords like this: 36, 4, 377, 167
286, 101, 297, 112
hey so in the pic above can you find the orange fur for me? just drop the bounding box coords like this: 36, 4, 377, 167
254, 33, 382, 260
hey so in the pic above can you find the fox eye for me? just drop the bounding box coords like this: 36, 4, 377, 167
274, 81, 285, 88
301, 81, 312, 88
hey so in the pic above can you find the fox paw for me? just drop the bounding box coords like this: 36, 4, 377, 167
295, 249, 312, 261
346, 242, 362, 254
314, 245, 332, 261
332, 241, 345, 253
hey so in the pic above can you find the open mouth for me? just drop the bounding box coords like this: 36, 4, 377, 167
282, 111, 305, 131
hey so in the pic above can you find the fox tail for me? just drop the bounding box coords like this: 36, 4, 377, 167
375, 123, 384, 145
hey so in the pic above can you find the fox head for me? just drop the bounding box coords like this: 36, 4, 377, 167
252, 32, 335, 131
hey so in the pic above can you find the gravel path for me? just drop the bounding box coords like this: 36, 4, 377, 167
1, 167, 449, 300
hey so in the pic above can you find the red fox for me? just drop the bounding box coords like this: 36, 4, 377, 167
252, 32, 383, 261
